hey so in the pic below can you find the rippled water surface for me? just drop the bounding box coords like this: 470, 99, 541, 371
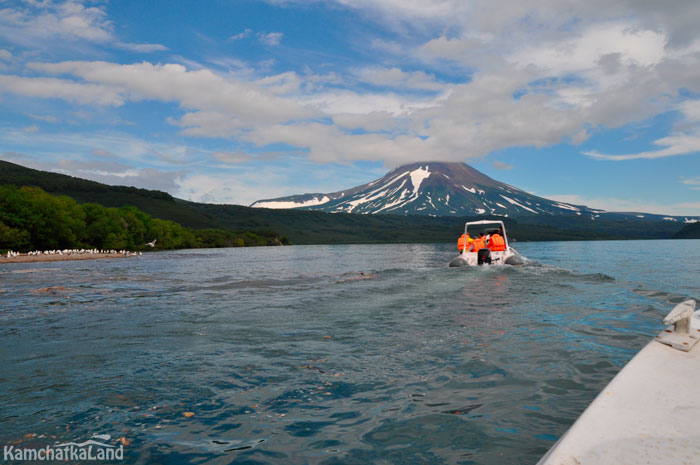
1, 240, 699, 464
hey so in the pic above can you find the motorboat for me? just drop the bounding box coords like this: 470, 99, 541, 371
537, 299, 700, 465
448, 220, 527, 267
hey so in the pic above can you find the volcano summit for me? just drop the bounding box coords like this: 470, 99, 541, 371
252, 162, 602, 218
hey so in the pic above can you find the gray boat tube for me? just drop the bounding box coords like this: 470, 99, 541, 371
504, 250, 526, 266
449, 255, 469, 267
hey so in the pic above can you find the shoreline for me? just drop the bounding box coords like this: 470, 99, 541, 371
0, 253, 137, 264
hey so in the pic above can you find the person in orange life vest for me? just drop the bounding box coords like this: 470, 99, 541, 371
469, 233, 486, 252
457, 233, 473, 252
488, 232, 506, 251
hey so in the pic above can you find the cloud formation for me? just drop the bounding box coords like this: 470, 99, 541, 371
228, 29, 248, 41
354, 67, 445, 91
1, 0, 700, 209
0, 1, 166, 52
25, 60, 315, 127
682, 176, 700, 189
0, 74, 124, 105
584, 131, 700, 161
258, 32, 283, 46
585, 99, 700, 160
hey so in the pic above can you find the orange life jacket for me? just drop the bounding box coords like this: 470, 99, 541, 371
489, 234, 506, 251
457, 234, 472, 251
470, 238, 486, 251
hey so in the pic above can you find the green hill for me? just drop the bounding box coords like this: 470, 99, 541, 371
0, 185, 280, 252
0, 160, 220, 229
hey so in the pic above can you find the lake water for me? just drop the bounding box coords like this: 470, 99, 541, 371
1, 240, 699, 464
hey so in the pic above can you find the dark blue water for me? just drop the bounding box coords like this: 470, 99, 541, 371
1, 240, 698, 464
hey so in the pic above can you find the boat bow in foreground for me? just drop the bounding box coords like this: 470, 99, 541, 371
537, 299, 700, 465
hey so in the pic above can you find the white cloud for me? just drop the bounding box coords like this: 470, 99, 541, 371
173, 159, 383, 205
417, 35, 487, 63
23, 124, 39, 133
115, 42, 168, 53
52, 159, 186, 192
258, 32, 283, 46
679, 100, 700, 122
175, 172, 288, 205
3, 1, 700, 173
255, 71, 302, 95
0, 74, 125, 105
0, 1, 166, 53
354, 67, 445, 91
212, 151, 253, 164
25, 60, 316, 127
0, 126, 205, 167
682, 176, 700, 189
0, 1, 112, 46
300, 88, 444, 116
244, 122, 430, 164
7, 31, 698, 169
370, 38, 404, 55
584, 130, 700, 161
230, 29, 252, 41
333, 0, 468, 21
2, 144, 336, 206
332, 112, 396, 131
324, 0, 700, 51
24, 112, 59, 123
218, 27, 285, 46
1, 154, 186, 192
0, 49, 11, 61
511, 24, 667, 74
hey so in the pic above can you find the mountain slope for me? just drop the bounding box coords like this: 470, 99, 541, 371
252, 162, 700, 226
252, 162, 605, 217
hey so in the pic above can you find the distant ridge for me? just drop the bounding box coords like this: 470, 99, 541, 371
1, 159, 696, 244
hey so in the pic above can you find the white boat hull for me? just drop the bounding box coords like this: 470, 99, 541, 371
538, 300, 700, 465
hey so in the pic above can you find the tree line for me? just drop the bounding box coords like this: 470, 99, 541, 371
0, 185, 285, 252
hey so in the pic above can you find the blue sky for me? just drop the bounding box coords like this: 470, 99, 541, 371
0, 0, 699, 215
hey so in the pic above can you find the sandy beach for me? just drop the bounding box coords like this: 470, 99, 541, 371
0, 253, 137, 264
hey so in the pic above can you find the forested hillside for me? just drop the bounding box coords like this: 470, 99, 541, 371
0, 185, 281, 252
674, 222, 700, 239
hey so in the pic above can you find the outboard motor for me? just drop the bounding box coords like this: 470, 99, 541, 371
477, 248, 491, 265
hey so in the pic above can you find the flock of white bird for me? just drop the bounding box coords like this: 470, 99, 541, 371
4, 249, 143, 259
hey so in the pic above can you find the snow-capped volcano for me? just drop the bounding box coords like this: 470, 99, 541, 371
251, 162, 602, 217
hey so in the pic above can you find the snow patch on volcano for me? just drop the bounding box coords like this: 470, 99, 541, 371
409, 167, 431, 195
